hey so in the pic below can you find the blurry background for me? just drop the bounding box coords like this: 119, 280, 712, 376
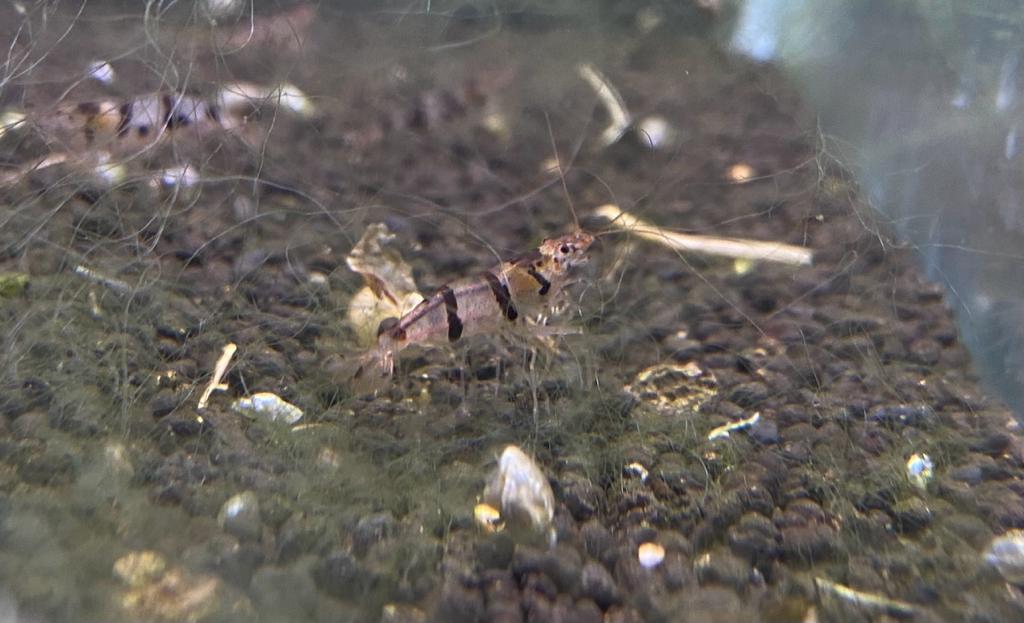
730, 0, 1024, 414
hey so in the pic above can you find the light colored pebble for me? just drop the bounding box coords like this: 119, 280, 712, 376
906, 453, 934, 490
638, 542, 665, 568
483, 445, 555, 545
218, 491, 261, 541
114, 550, 167, 588
984, 529, 1024, 584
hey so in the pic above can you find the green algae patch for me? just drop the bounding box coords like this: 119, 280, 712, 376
0, 273, 29, 297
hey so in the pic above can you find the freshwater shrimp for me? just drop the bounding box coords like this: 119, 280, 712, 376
347, 229, 595, 390
1, 82, 311, 185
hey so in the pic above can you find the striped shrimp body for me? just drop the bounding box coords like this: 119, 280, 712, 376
34, 93, 233, 154
353, 230, 594, 388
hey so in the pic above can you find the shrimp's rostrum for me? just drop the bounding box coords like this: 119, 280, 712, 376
355, 231, 594, 385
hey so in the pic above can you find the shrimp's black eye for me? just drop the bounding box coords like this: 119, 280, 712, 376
560, 244, 570, 254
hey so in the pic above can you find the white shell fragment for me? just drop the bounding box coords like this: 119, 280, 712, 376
231, 392, 304, 425
984, 530, 1024, 585
638, 542, 666, 569
707, 412, 761, 441
87, 60, 115, 84
906, 453, 934, 491
483, 445, 556, 545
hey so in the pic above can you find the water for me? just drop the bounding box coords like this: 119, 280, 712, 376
732, 0, 1024, 414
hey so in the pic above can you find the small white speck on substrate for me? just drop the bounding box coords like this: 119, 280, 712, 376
159, 165, 199, 188
727, 163, 756, 183
634, 115, 676, 151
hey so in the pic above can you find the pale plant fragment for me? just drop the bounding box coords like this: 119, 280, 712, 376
197, 343, 237, 410
345, 223, 424, 345
813, 577, 917, 618
72, 264, 132, 294
707, 411, 761, 441
577, 63, 632, 147
217, 81, 315, 119
596, 204, 814, 266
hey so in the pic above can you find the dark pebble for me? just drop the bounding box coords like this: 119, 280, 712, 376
276, 512, 326, 563
434, 579, 485, 623
949, 454, 1008, 485
0, 391, 27, 420
775, 499, 839, 562
19, 449, 76, 486
727, 513, 781, 564
974, 483, 1024, 529
867, 404, 935, 428
477, 532, 516, 570
908, 338, 941, 365
581, 520, 616, 566
727, 382, 769, 407
482, 570, 523, 623
695, 548, 755, 593
512, 544, 582, 593
664, 336, 702, 361
968, 432, 1013, 456
10, 412, 47, 439
250, 565, 318, 620
749, 417, 779, 445
579, 561, 621, 609
163, 413, 212, 437
47, 386, 106, 436
352, 511, 395, 557
891, 498, 933, 534
312, 549, 366, 600
216, 540, 265, 587
561, 597, 602, 623
605, 606, 645, 623
150, 389, 186, 418
557, 472, 603, 522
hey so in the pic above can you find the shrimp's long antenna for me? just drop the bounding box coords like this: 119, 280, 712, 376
544, 111, 580, 232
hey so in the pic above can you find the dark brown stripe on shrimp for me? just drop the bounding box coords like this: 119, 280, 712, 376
483, 271, 518, 321
440, 286, 463, 342
116, 102, 133, 137
76, 102, 102, 116
527, 265, 551, 296
161, 94, 175, 128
